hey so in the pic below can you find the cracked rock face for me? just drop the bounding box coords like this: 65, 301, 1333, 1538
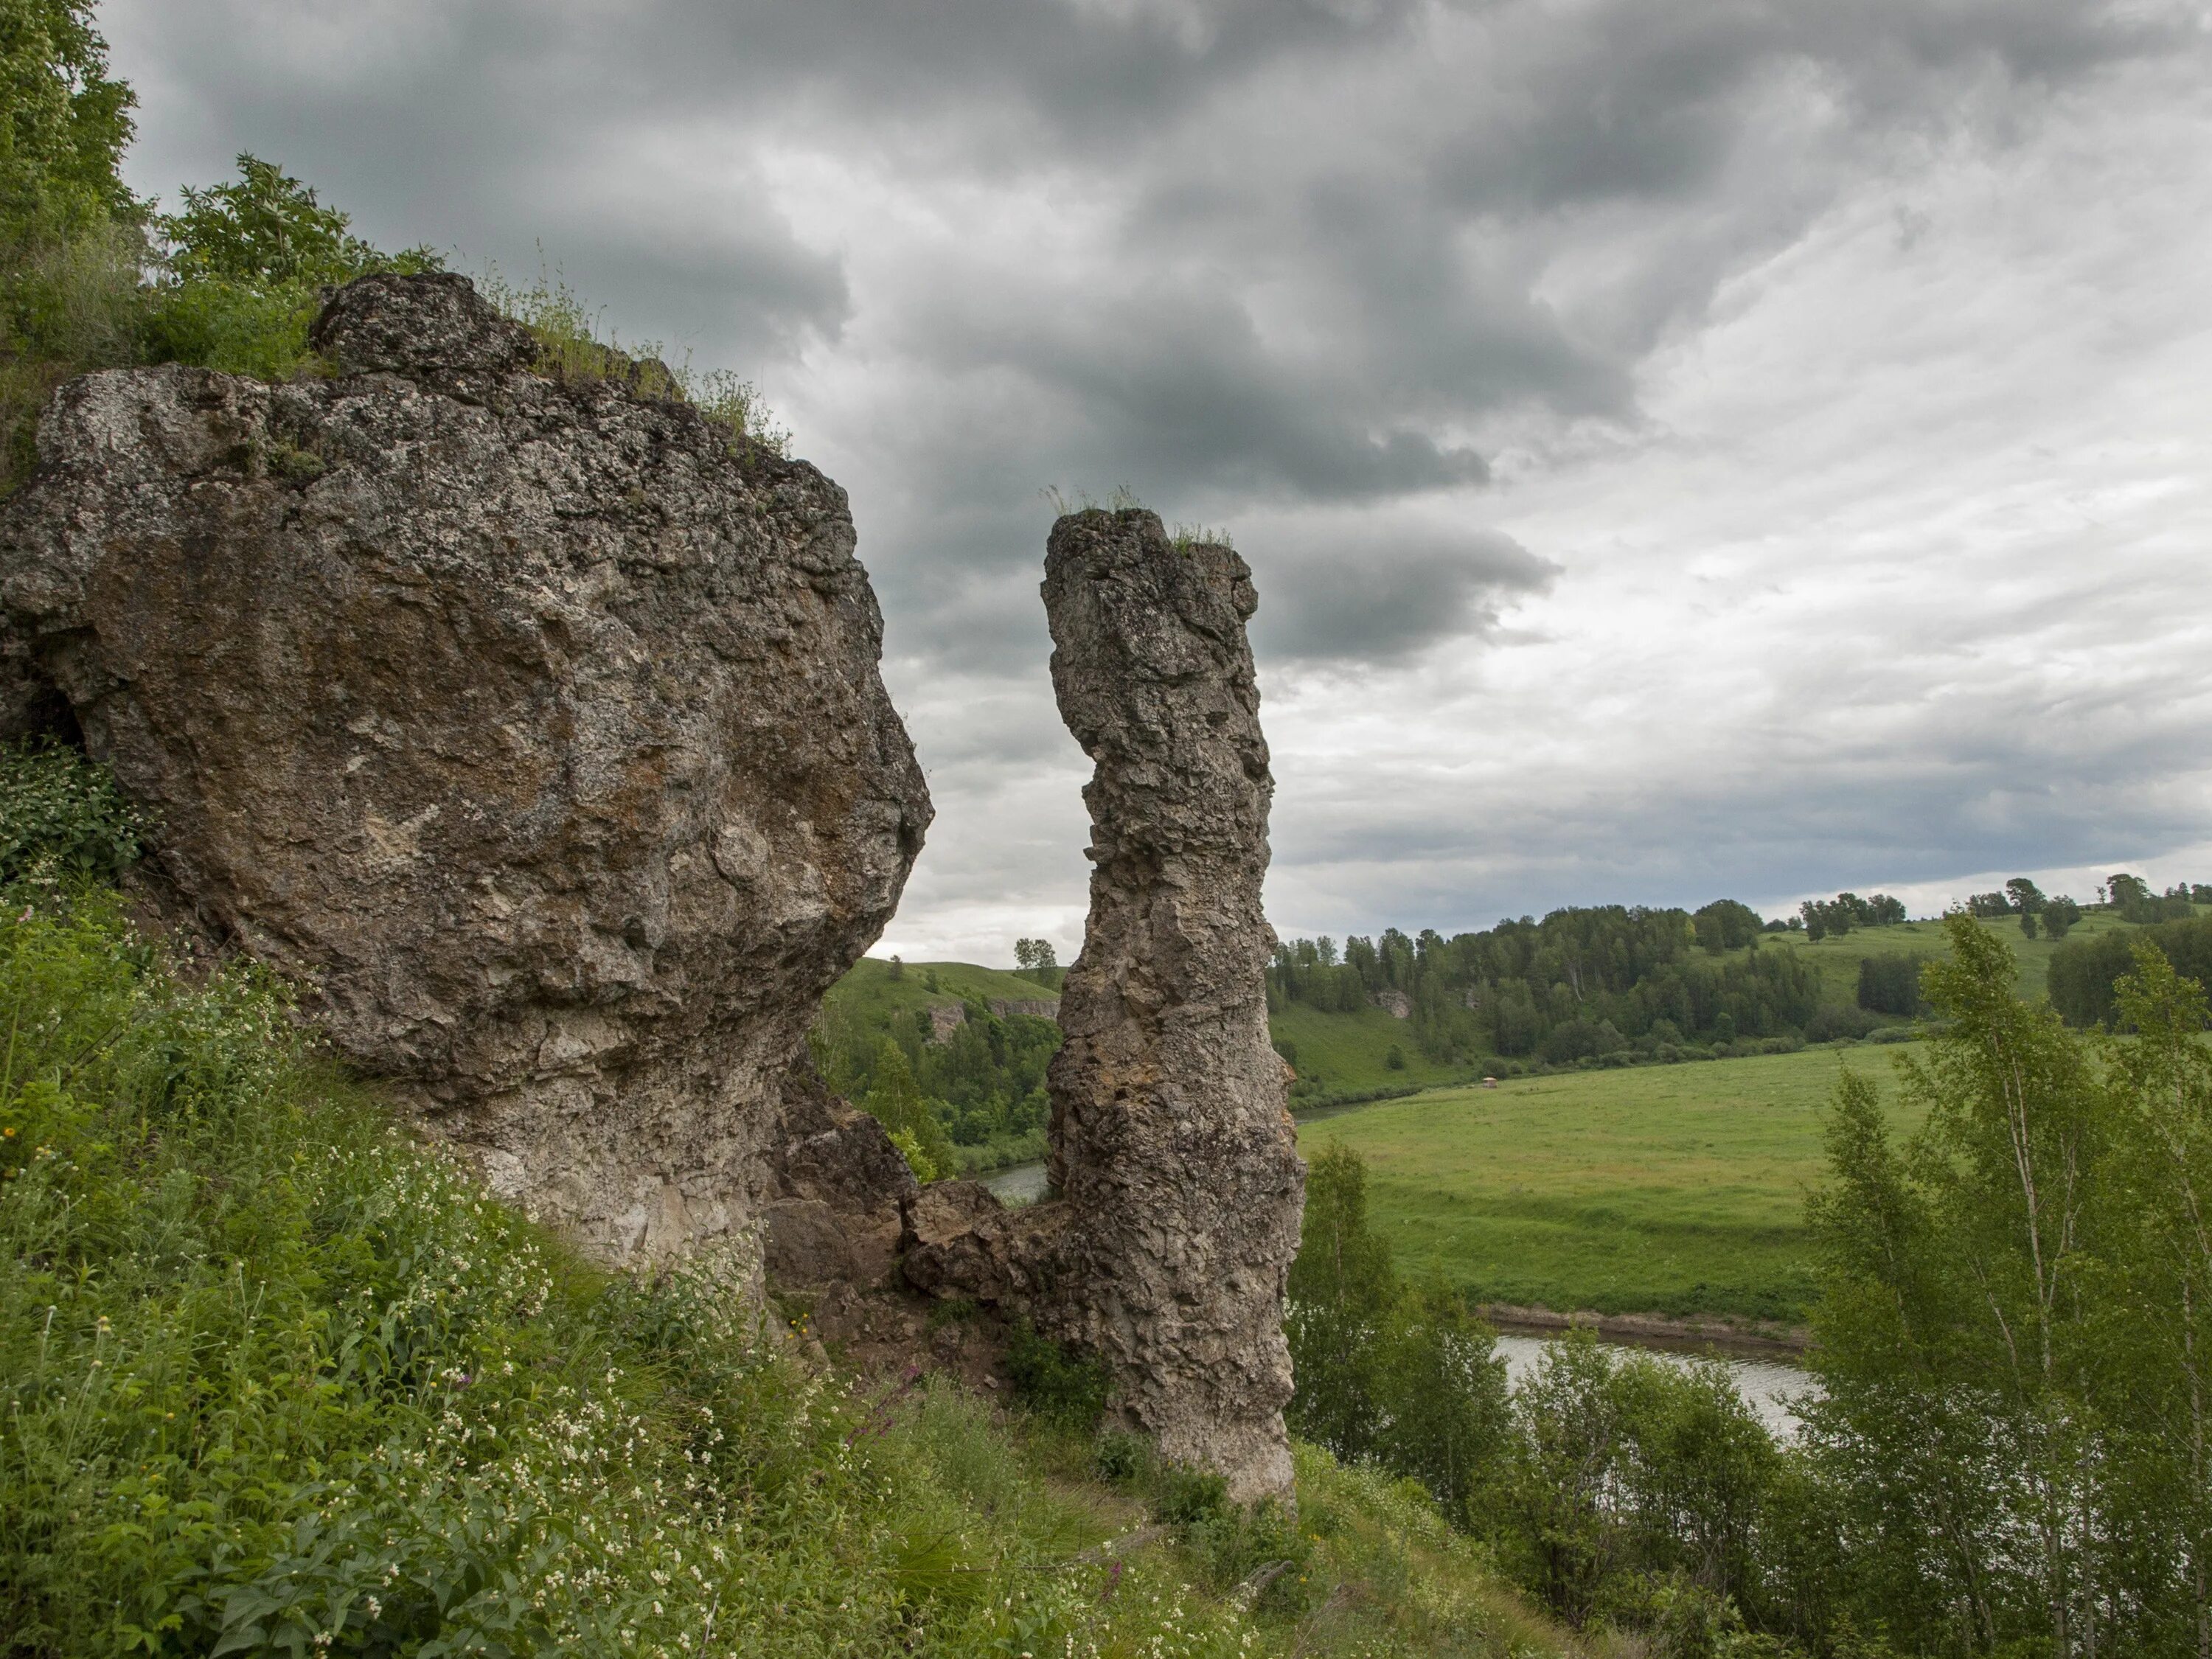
0, 272, 929, 1273
1038, 507, 1304, 1504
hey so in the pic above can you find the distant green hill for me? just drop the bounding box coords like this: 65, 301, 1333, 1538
1270, 1001, 1484, 1105
826, 956, 1061, 1023
822, 907, 2208, 1166
1753, 905, 2190, 1007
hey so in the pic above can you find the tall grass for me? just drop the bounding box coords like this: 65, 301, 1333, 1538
0, 893, 1269, 1655
476, 260, 790, 457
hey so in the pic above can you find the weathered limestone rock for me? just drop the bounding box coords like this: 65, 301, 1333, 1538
1041, 509, 1304, 1503
0, 272, 929, 1276
897, 510, 1303, 1499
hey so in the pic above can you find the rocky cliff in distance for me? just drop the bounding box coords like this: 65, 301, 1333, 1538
0, 272, 930, 1284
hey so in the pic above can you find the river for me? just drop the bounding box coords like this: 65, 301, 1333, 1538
979, 1159, 1818, 1436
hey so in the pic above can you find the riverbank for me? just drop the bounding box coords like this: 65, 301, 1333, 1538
1481, 1302, 1809, 1357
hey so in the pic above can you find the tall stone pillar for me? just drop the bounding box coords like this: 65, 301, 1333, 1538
1038, 507, 1304, 1504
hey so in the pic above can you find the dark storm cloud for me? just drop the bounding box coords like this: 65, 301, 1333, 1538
1250, 529, 1557, 664
112, 0, 2180, 521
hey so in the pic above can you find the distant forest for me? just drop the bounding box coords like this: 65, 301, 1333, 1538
1266, 900, 1877, 1068
1270, 873, 2212, 1068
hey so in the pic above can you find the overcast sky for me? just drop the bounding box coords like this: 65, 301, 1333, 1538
104, 0, 2212, 961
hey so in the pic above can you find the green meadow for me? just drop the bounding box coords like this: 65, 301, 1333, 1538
824, 954, 1060, 1021
1295, 1043, 1930, 1326
1269, 999, 1484, 1102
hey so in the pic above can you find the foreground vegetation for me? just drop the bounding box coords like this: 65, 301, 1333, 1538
1298, 1043, 1924, 1324
0, 882, 1597, 1657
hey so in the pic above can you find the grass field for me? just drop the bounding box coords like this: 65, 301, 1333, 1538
1270, 1000, 1484, 1102
1296, 1043, 1930, 1326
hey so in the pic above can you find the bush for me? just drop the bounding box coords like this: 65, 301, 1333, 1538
1004, 1318, 1110, 1430
1286, 1147, 1511, 1526
1805, 1004, 1881, 1044
1855, 953, 1926, 1018
0, 739, 145, 887
1492, 1334, 1780, 1635
2050, 915, 2212, 1027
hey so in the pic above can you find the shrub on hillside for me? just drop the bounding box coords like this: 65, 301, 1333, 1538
0, 738, 145, 886
2049, 915, 2212, 1027
1854, 953, 1927, 1018
1003, 1317, 1110, 1430
1285, 1145, 1512, 1526
1804, 1004, 1881, 1043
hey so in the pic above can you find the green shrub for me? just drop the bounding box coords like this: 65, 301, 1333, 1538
0, 740, 144, 887
1287, 1144, 1511, 1525
1003, 1316, 1110, 1431
2049, 915, 2212, 1028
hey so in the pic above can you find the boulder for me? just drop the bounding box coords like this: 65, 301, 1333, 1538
0, 271, 929, 1277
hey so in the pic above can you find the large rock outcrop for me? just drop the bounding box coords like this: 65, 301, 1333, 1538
907, 508, 1303, 1503
0, 272, 930, 1275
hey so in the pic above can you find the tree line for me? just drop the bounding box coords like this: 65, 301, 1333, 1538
1267, 897, 1916, 1068
1287, 914, 2212, 1656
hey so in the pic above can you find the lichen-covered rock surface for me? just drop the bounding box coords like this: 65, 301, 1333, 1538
1042, 508, 1304, 1503
0, 271, 929, 1273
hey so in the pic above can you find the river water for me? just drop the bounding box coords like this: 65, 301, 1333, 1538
979, 1159, 1818, 1436
1493, 1334, 1816, 1439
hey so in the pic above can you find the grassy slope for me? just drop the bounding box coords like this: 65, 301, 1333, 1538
2, 902, 1578, 1659
1272, 1001, 1483, 1102
1757, 906, 2187, 1008
1298, 1043, 1928, 1325
827, 955, 1062, 1023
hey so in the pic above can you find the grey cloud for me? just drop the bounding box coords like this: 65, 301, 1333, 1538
98, 0, 2212, 959
1272, 740, 2212, 941
1250, 529, 1557, 664
111, 0, 2186, 538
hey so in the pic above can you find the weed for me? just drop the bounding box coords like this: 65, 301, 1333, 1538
476, 255, 790, 456
0, 740, 147, 888
1004, 1316, 1111, 1430
1170, 521, 1235, 551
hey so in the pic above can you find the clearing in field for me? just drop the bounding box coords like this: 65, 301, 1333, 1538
1295, 1043, 1927, 1326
